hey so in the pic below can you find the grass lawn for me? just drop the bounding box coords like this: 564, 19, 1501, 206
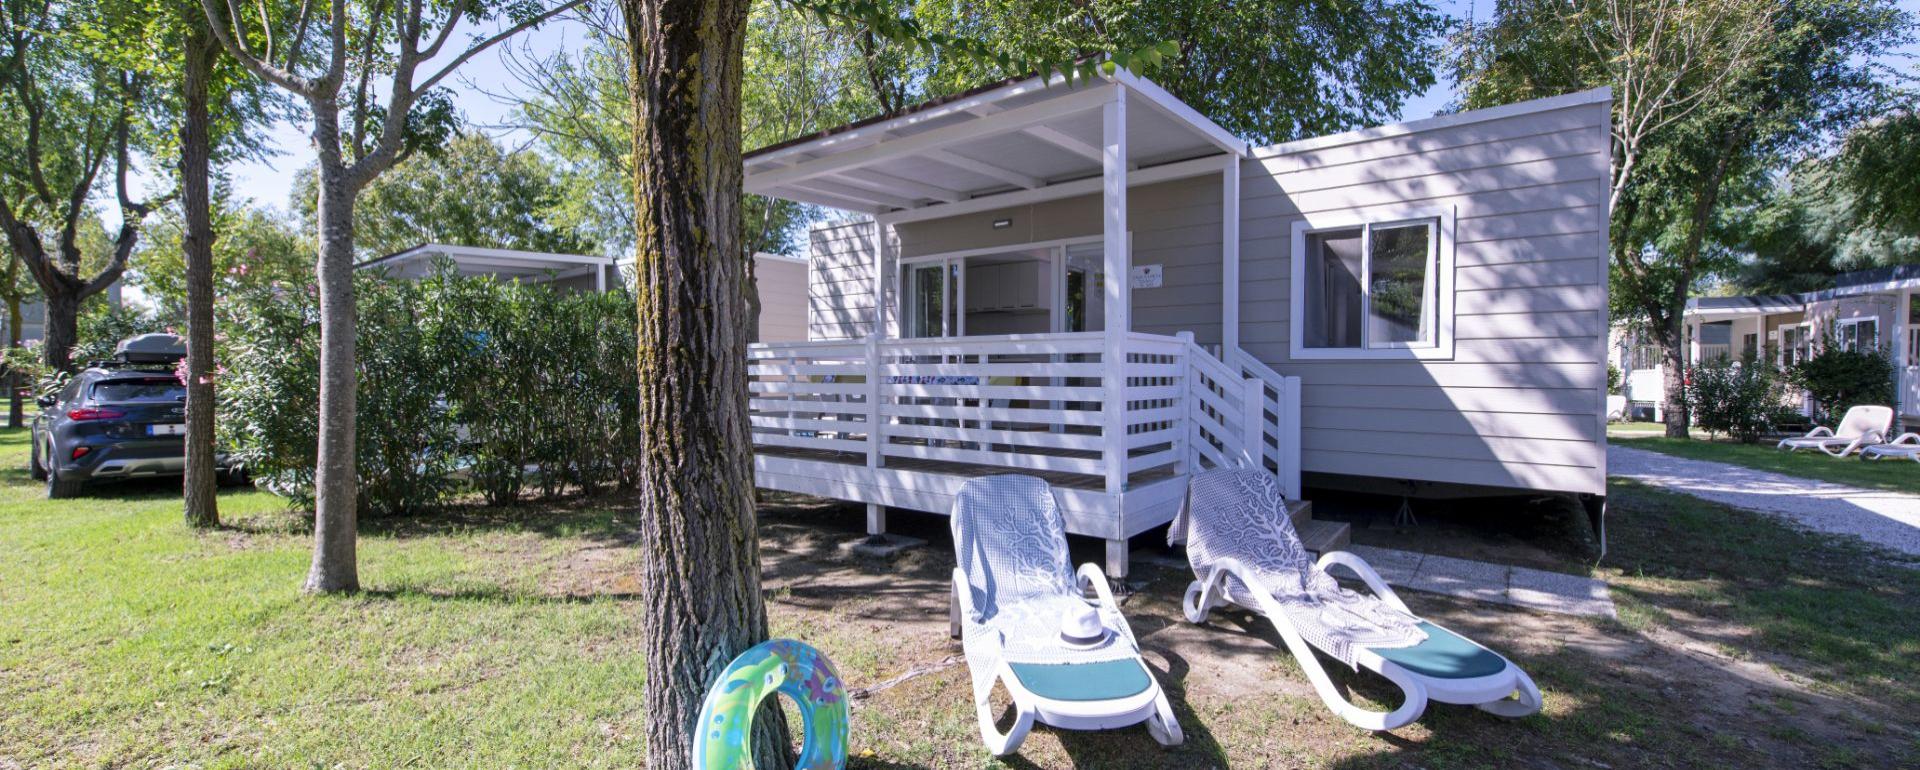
1609, 422, 1920, 495
4, 424, 1919, 768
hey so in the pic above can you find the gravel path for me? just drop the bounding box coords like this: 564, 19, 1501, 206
1608, 445, 1920, 557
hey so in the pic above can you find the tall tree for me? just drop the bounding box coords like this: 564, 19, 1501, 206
614, 3, 1174, 762
1454, 0, 1910, 437
0, 0, 170, 372
201, 0, 578, 592
179, 3, 223, 527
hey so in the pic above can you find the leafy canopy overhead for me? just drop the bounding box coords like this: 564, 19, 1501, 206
805, 0, 1447, 145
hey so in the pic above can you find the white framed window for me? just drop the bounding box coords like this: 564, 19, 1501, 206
1288, 207, 1455, 359
1837, 317, 1878, 352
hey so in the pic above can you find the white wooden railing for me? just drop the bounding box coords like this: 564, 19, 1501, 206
747, 331, 1299, 495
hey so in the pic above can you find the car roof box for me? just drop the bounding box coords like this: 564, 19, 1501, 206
114, 333, 187, 364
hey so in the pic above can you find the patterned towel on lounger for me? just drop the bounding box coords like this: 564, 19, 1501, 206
951, 475, 1138, 697
1171, 467, 1426, 667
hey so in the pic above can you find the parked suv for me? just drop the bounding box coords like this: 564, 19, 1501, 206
29, 334, 222, 498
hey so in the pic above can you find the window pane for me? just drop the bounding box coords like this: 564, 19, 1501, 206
1303, 228, 1363, 348
1367, 223, 1433, 345
907, 264, 944, 338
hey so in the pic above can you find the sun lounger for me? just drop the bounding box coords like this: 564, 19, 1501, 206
949, 474, 1182, 755
1777, 405, 1892, 457
1861, 432, 1920, 461
1173, 467, 1541, 731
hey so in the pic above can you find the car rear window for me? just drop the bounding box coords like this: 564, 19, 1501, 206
91, 378, 186, 403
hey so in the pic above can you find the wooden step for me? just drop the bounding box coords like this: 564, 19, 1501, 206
1298, 518, 1350, 555
1285, 499, 1312, 529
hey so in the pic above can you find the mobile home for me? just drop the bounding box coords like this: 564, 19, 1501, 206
742, 71, 1613, 575
1620, 264, 1920, 429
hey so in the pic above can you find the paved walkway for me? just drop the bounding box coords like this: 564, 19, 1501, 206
1345, 545, 1616, 619
1134, 546, 1617, 619
1609, 444, 1920, 557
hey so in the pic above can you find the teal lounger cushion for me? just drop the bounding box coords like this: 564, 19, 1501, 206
1009, 658, 1153, 702
1369, 622, 1509, 680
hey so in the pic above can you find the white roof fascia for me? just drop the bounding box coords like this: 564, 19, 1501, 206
1250, 87, 1613, 159
743, 72, 1074, 170
1109, 68, 1248, 157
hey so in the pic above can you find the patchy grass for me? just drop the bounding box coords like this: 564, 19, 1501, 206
0, 428, 648, 768
4, 421, 1918, 768
1610, 424, 1920, 495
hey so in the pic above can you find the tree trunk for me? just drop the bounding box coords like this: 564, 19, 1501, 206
305, 109, 360, 593
41, 289, 80, 371
180, 17, 220, 529
7, 295, 21, 428
1661, 329, 1689, 438
620, 0, 789, 767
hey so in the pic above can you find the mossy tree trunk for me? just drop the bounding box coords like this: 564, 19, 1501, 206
619, 0, 790, 766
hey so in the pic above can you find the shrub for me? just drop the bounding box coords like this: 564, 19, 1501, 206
1684, 357, 1787, 443
1791, 344, 1895, 425
219, 263, 640, 515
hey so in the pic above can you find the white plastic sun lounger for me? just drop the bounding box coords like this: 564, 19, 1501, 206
1860, 432, 1920, 461
948, 474, 1182, 755
1777, 405, 1892, 457
1173, 467, 1541, 731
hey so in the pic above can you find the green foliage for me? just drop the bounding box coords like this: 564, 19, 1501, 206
73, 301, 166, 365
809, 0, 1446, 145
1790, 341, 1895, 424
129, 202, 315, 316
1726, 158, 1920, 293
292, 131, 597, 260
218, 265, 640, 515
1682, 356, 1786, 443
1608, 363, 1622, 395
1837, 107, 1920, 235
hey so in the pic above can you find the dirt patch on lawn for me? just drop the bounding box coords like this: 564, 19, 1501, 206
742, 494, 1919, 769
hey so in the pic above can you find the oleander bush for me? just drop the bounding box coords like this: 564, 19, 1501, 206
218, 261, 639, 515
1791, 342, 1895, 425
1683, 356, 1789, 443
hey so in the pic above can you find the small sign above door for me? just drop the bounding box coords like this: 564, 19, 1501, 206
1130, 264, 1163, 289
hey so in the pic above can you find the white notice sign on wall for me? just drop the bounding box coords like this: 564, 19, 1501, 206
1130, 264, 1163, 289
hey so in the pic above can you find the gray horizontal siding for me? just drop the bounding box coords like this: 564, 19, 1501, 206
808, 221, 878, 340
1240, 98, 1611, 495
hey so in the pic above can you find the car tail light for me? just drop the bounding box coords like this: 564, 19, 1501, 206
71, 446, 91, 460
66, 407, 125, 421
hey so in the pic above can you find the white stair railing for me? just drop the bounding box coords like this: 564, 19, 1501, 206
1227, 348, 1303, 500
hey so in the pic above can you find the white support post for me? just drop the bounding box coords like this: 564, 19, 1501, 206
1221, 156, 1241, 354
1174, 331, 1195, 475
1101, 84, 1130, 499
864, 332, 881, 471
1240, 377, 1264, 467
1278, 376, 1303, 500
866, 216, 889, 537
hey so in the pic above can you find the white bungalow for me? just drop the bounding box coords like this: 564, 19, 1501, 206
743, 71, 1615, 576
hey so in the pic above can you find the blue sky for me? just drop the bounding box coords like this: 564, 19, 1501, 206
223, 0, 1918, 214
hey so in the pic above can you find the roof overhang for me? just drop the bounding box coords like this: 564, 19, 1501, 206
358, 243, 613, 283
743, 68, 1246, 215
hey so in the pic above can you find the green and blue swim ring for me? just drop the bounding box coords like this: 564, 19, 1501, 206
693, 638, 850, 769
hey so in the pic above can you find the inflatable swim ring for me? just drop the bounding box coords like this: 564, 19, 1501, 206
693, 638, 850, 770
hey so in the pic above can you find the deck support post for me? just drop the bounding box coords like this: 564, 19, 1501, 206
1105, 538, 1130, 581
866, 503, 887, 537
